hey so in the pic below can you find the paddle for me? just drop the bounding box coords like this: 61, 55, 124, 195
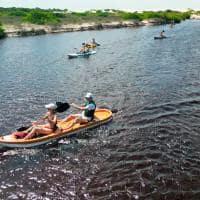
17, 126, 31, 132
55, 102, 70, 113
16, 102, 70, 132
74, 47, 78, 51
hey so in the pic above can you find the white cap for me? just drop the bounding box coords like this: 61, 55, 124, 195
45, 103, 57, 110
85, 92, 93, 99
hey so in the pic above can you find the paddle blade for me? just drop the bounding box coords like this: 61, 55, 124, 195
56, 102, 70, 113
16, 126, 31, 132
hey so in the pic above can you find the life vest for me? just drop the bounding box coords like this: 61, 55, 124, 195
84, 100, 96, 120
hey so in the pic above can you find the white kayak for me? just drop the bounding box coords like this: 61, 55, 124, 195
68, 51, 96, 59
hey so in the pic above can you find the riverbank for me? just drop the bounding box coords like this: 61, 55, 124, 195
0, 8, 193, 38
1, 19, 176, 37
190, 14, 200, 20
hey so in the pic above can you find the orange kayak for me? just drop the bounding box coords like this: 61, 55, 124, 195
0, 109, 112, 148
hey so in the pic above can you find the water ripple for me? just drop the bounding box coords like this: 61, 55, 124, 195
0, 21, 200, 199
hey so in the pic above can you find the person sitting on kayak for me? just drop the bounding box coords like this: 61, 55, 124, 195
23, 103, 60, 140
62, 93, 96, 129
85, 43, 92, 48
85, 38, 100, 48
92, 38, 96, 44
160, 30, 165, 38
92, 38, 100, 46
80, 43, 89, 53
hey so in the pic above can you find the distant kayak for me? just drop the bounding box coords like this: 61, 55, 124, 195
0, 109, 112, 148
154, 36, 167, 40
68, 51, 96, 59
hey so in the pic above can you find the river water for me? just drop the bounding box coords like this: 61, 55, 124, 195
0, 20, 200, 200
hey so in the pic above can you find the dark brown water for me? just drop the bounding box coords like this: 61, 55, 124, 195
0, 20, 200, 200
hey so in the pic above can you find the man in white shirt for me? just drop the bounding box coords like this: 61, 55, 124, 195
62, 93, 96, 129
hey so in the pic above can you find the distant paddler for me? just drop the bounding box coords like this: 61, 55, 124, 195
170, 20, 175, 28
154, 30, 167, 40
91, 38, 100, 46
85, 38, 100, 49
160, 30, 166, 38
80, 43, 89, 53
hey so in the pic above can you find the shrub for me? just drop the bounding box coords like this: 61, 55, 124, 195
0, 25, 6, 39
23, 10, 60, 25
119, 12, 141, 20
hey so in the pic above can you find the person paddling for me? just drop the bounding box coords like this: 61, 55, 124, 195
160, 30, 166, 38
23, 103, 60, 140
62, 93, 96, 129
92, 38, 100, 46
80, 43, 89, 53
170, 20, 175, 28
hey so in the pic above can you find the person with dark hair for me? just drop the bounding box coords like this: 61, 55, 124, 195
80, 43, 89, 53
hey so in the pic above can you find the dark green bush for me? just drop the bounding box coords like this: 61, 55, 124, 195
0, 25, 6, 39
119, 12, 141, 20
23, 10, 60, 25
95, 10, 109, 17
118, 10, 190, 22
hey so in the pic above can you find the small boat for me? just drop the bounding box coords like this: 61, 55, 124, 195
68, 51, 96, 59
154, 36, 167, 40
0, 109, 112, 148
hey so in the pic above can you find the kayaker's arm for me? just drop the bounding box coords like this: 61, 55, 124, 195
47, 115, 57, 124
32, 115, 48, 125
71, 103, 86, 110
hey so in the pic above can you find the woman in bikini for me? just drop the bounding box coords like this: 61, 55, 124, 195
23, 103, 60, 140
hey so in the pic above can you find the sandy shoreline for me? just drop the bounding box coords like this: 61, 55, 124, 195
190, 14, 200, 20
2, 15, 200, 38
3, 19, 169, 37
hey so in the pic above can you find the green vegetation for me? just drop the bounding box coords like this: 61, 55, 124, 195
118, 10, 191, 23
0, 22, 6, 39
195, 11, 200, 15
0, 7, 193, 26
0, 7, 64, 25
23, 10, 61, 25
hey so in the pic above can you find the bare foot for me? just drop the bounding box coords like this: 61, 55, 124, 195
24, 133, 35, 140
